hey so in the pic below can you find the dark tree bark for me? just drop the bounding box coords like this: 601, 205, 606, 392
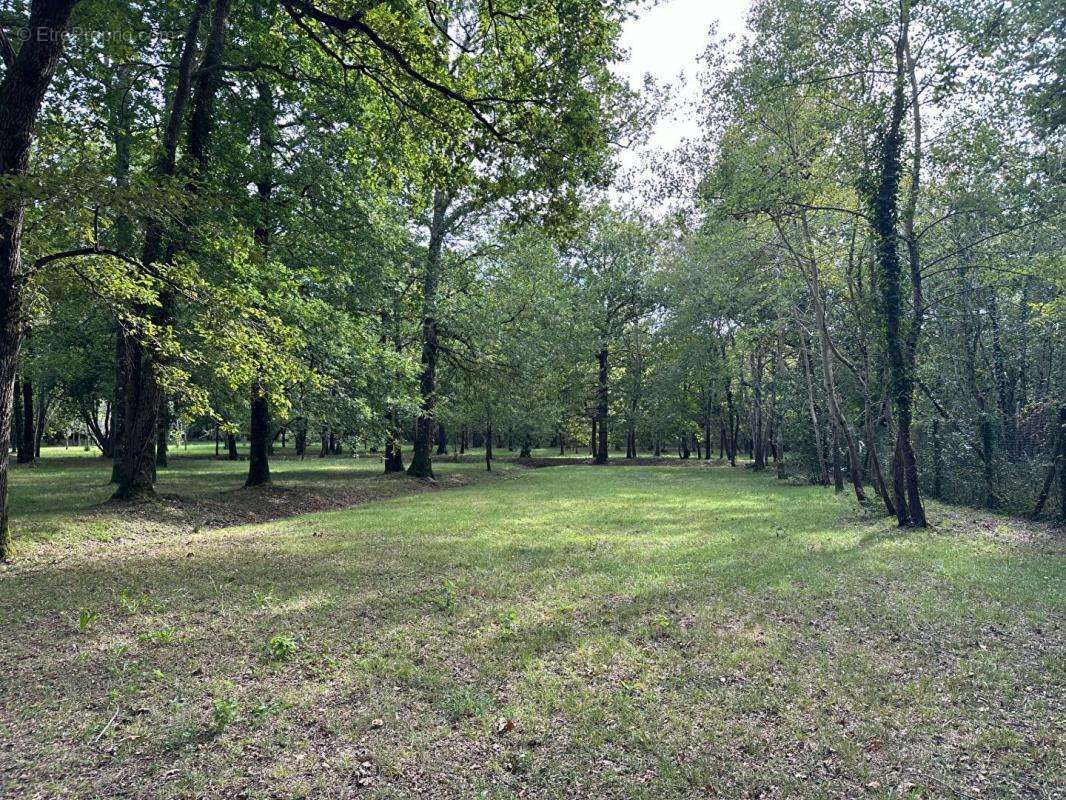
110, 328, 127, 482
724, 377, 738, 467
246, 389, 271, 486
226, 433, 239, 461
113, 0, 210, 501
1031, 406, 1064, 521
245, 81, 275, 488
81, 404, 114, 457
408, 190, 449, 479
155, 396, 170, 468
33, 383, 46, 457
749, 351, 765, 471
863, 398, 895, 516
384, 408, 404, 472
867, 3, 926, 526
831, 423, 844, 493
594, 344, 609, 464
0, 0, 79, 557
436, 423, 448, 455
18, 378, 33, 464
295, 419, 307, 458
519, 435, 531, 459
485, 421, 493, 472
12, 380, 22, 464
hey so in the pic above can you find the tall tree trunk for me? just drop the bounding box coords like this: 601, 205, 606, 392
436, 423, 448, 455
831, 423, 844, 493
245, 81, 274, 488
0, 0, 79, 557
246, 389, 271, 486
295, 420, 307, 459
595, 344, 609, 464
34, 385, 46, 458
863, 396, 895, 516
155, 396, 170, 468
113, 0, 211, 501
110, 328, 126, 482
107, 64, 134, 482
226, 433, 238, 461
18, 378, 33, 464
408, 189, 449, 479
384, 408, 404, 473
869, 3, 926, 526
797, 327, 829, 484
12, 380, 22, 464
485, 420, 493, 472
750, 351, 765, 471
724, 377, 738, 467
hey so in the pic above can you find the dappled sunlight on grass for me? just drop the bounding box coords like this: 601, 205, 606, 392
1, 464, 1061, 798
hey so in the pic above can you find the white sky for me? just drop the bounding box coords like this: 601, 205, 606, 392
614, 0, 751, 196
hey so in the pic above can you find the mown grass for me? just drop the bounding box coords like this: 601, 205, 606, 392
7, 444, 514, 553
0, 462, 1061, 799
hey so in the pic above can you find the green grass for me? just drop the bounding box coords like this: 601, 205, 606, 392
7, 445, 514, 553
0, 463, 1061, 798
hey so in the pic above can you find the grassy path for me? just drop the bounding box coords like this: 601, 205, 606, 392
1, 465, 1062, 798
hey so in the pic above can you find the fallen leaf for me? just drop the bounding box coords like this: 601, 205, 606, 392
494, 718, 515, 735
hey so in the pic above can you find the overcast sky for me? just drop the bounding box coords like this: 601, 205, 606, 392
614, 0, 751, 196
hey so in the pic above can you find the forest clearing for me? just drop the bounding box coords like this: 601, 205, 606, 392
0, 0, 1063, 796
2, 451, 1062, 798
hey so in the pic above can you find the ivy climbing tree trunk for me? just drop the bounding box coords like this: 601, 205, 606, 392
867, 1, 926, 527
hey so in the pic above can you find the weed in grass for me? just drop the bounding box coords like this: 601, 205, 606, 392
116, 587, 140, 614
433, 578, 460, 612
497, 608, 518, 635
139, 628, 176, 645
76, 608, 99, 632
211, 696, 240, 733
250, 698, 284, 725
267, 634, 298, 662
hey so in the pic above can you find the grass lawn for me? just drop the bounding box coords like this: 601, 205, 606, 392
0, 461, 1062, 798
